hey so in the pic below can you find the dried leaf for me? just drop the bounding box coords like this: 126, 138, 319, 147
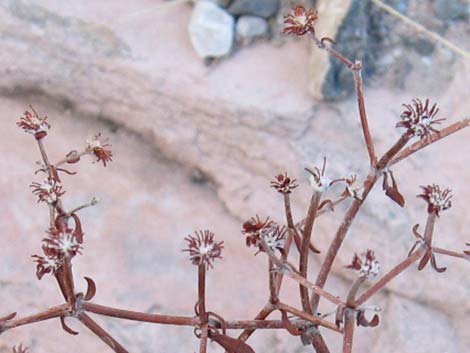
71, 213, 84, 244
385, 187, 405, 207
430, 253, 447, 273
209, 331, 255, 353
0, 312, 16, 322
418, 251, 431, 271
280, 310, 302, 336
84, 276, 97, 301
335, 305, 345, 327
356, 310, 380, 327
60, 316, 79, 335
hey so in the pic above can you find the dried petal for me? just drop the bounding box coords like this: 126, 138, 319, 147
183, 230, 223, 269
396, 98, 445, 139
346, 249, 380, 279
283, 5, 318, 36
270, 172, 298, 194
418, 184, 452, 216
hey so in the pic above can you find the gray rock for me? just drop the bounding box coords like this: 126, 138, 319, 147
189, 1, 234, 58
433, 0, 469, 22
236, 15, 269, 43
198, 0, 232, 8
228, 0, 280, 18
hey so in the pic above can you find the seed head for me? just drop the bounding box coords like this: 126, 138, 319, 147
283, 5, 318, 36
30, 178, 64, 204
183, 230, 224, 269
259, 223, 286, 253
270, 173, 298, 194
242, 215, 272, 248
396, 99, 445, 139
17, 107, 50, 139
42, 228, 83, 258
86, 133, 113, 167
347, 249, 380, 280
418, 184, 452, 216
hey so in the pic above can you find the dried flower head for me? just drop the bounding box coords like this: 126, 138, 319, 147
30, 178, 64, 204
42, 228, 83, 258
259, 223, 286, 253
13, 345, 29, 353
86, 133, 113, 167
32, 252, 61, 280
342, 174, 364, 200
17, 107, 50, 139
347, 249, 380, 279
242, 215, 273, 248
418, 184, 452, 216
283, 5, 318, 36
396, 99, 445, 139
305, 158, 332, 193
183, 230, 224, 269
270, 173, 298, 194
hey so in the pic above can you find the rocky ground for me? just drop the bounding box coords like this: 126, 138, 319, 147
0, 1, 469, 352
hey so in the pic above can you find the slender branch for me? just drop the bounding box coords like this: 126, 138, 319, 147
346, 277, 366, 308
62, 256, 76, 307
390, 119, 470, 166
0, 304, 69, 333
82, 302, 197, 326
199, 323, 209, 353
55, 151, 88, 168
311, 132, 412, 313
342, 308, 355, 353
311, 35, 354, 68
352, 63, 376, 165
235, 304, 274, 343
299, 192, 321, 313
433, 247, 469, 260
198, 265, 206, 319
268, 258, 279, 304
78, 313, 129, 353
354, 247, 424, 306
277, 303, 342, 333
260, 240, 343, 305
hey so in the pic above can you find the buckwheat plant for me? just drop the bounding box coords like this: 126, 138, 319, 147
1, 5, 470, 353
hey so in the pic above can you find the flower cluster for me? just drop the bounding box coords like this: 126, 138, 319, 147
306, 159, 332, 193
396, 98, 445, 139
241, 216, 285, 254
16, 107, 50, 140
270, 173, 298, 194
283, 5, 318, 36
347, 249, 380, 280
30, 178, 64, 204
32, 223, 83, 280
342, 174, 364, 200
418, 184, 452, 216
86, 133, 113, 167
183, 230, 224, 269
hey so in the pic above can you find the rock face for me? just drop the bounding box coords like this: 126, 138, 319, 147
236, 15, 269, 43
228, 0, 280, 18
0, 1, 469, 352
189, 1, 235, 58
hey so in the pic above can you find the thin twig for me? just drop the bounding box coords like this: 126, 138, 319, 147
390, 119, 470, 166
277, 303, 342, 333
82, 302, 198, 326
342, 308, 355, 353
0, 304, 69, 332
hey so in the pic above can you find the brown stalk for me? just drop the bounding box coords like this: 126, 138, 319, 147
269, 258, 279, 304
82, 302, 197, 326
234, 304, 275, 343
311, 132, 412, 313
0, 304, 69, 333
432, 247, 469, 260
299, 192, 321, 313
78, 312, 129, 353
390, 116, 470, 165
352, 62, 377, 165
342, 308, 356, 353
277, 302, 342, 333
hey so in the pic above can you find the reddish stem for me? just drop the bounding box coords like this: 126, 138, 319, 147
342, 308, 356, 353
82, 302, 197, 326
78, 312, 129, 353
0, 304, 69, 332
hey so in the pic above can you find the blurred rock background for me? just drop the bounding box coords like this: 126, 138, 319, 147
0, 0, 469, 352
